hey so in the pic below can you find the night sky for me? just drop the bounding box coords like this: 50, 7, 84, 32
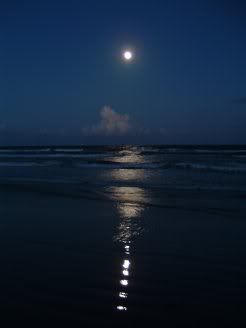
1, 0, 246, 145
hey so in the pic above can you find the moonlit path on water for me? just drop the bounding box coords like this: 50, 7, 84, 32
0, 145, 246, 324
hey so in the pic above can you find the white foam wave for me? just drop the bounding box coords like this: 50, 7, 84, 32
0, 161, 59, 167
176, 162, 246, 173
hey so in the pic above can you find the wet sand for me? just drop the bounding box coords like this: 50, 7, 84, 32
1, 188, 246, 325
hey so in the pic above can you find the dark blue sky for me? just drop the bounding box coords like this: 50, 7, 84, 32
1, 0, 246, 145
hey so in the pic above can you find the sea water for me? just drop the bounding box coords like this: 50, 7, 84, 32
0, 145, 246, 323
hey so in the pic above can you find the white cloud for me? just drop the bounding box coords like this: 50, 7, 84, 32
82, 106, 131, 136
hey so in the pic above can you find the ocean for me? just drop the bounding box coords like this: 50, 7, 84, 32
0, 145, 246, 325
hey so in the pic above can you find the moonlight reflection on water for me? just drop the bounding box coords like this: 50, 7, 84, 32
111, 182, 149, 312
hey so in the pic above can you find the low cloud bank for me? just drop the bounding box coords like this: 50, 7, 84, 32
82, 106, 131, 136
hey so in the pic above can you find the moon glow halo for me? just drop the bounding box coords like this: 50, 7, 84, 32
123, 50, 133, 62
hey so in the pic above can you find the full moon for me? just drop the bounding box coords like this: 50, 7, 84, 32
123, 50, 133, 61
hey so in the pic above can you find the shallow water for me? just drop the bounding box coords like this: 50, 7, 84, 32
0, 145, 246, 324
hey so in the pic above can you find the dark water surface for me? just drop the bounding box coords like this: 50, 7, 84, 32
0, 145, 246, 325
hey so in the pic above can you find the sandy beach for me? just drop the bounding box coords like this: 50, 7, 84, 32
1, 182, 246, 325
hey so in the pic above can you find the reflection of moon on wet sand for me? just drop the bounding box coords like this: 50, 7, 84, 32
112, 184, 148, 312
